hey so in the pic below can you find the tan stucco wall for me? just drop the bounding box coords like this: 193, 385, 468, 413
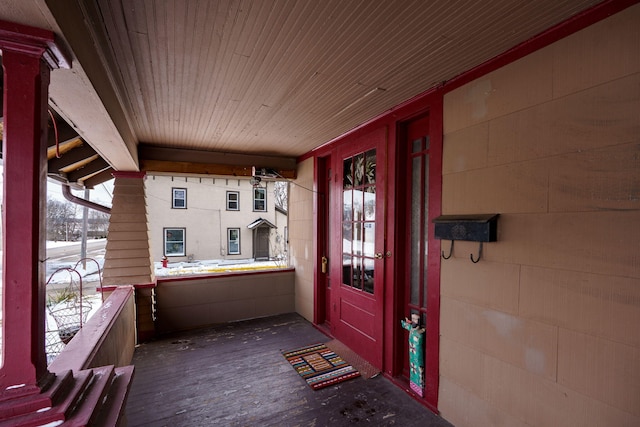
145, 175, 279, 263
438, 6, 640, 427
288, 158, 315, 321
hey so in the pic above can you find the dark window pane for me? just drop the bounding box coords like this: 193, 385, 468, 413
412, 138, 422, 153
342, 255, 352, 287
352, 256, 362, 290
363, 257, 374, 294
343, 158, 353, 189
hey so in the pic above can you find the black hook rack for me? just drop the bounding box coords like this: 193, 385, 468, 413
433, 214, 499, 263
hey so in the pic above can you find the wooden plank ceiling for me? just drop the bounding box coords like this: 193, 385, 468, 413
3, 0, 606, 186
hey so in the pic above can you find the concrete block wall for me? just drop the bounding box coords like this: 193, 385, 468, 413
438, 5, 640, 427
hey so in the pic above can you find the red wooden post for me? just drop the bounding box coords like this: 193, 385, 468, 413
0, 20, 70, 400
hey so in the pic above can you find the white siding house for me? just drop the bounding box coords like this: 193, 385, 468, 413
145, 175, 286, 263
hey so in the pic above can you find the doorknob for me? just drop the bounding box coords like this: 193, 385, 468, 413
374, 252, 384, 259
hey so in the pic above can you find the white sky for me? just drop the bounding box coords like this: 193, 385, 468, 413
0, 163, 114, 206
47, 178, 114, 207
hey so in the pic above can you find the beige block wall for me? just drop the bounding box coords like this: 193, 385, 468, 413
439, 5, 640, 427
288, 157, 315, 321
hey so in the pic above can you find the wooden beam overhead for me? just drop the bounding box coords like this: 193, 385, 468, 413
138, 145, 297, 179
82, 168, 114, 189
139, 159, 296, 180
66, 157, 111, 183
48, 143, 98, 171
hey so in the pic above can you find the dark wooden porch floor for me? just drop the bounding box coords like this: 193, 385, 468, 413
125, 313, 454, 426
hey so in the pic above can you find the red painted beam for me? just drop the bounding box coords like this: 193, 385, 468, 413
0, 20, 70, 402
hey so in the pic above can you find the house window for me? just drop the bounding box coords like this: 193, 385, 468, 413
228, 228, 240, 255
227, 191, 239, 210
172, 188, 187, 209
253, 187, 266, 211
164, 228, 185, 256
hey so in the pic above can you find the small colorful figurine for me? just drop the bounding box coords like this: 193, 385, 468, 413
401, 313, 425, 397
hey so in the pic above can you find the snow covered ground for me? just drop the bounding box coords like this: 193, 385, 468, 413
154, 258, 286, 277
45, 239, 286, 280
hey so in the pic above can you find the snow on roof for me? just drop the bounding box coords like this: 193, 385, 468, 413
247, 218, 276, 229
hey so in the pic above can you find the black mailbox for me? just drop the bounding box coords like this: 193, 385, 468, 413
432, 214, 499, 242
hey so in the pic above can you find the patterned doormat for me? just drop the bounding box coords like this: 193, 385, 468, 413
281, 343, 361, 390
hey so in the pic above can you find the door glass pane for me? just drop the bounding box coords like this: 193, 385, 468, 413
342, 222, 352, 257
354, 153, 364, 186
342, 255, 352, 287
363, 257, 374, 293
410, 156, 421, 305
343, 190, 353, 221
353, 189, 364, 222
364, 187, 376, 220
342, 149, 376, 294
353, 256, 363, 291
423, 156, 430, 308
412, 138, 422, 153
363, 222, 375, 257
344, 158, 353, 189
365, 149, 376, 184
354, 222, 364, 255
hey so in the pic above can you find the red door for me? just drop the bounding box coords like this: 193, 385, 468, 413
330, 128, 386, 368
396, 112, 441, 408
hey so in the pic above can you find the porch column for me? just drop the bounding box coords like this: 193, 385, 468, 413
102, 171, 156, 341
0, 22, 70, 397
103, 171, 155, 286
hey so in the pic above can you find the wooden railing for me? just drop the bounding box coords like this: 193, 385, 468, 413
48, 286, 136, 372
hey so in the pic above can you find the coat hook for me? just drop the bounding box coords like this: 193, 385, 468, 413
441, 240, 454, 260
470, 242, 483, 263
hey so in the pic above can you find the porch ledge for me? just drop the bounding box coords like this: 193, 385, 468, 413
156, 266, 295, 283
49, 286, 136, 373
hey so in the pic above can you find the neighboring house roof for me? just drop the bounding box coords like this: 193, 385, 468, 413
247, 218, 277, 229
275, 205, 288, 216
